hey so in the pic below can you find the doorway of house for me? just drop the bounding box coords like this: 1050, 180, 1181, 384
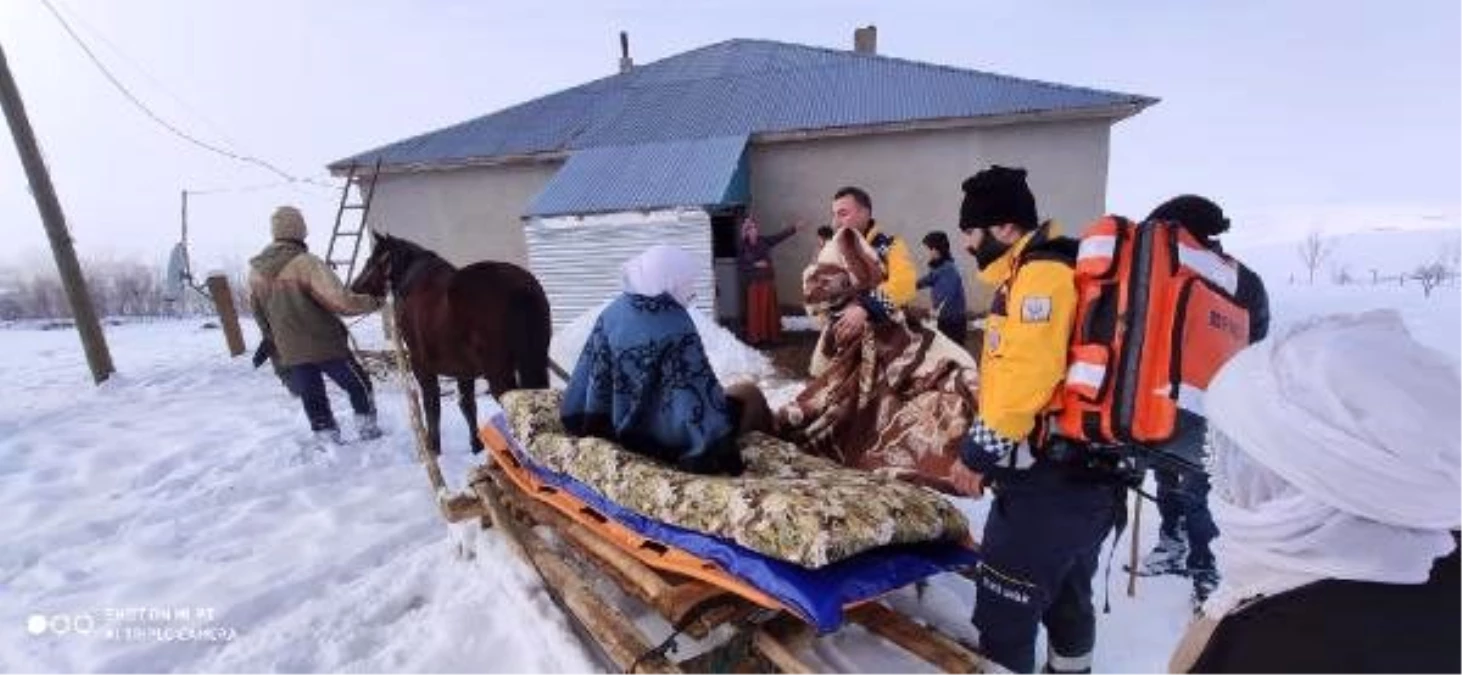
710, 206, 746, 331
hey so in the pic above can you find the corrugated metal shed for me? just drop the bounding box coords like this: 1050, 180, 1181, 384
331, 39, 1156, 171
524, 136, 749, 218
525, 210, 715, 330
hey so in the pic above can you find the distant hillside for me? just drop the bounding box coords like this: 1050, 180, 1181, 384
1225, 204, 1459, 249
1231, 227, 1461, 285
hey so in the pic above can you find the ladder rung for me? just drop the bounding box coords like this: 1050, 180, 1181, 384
334, 229, 363, 237
327, 260, 353, 267
341, 204, 367, 211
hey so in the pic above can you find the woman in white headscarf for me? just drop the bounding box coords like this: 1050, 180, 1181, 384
560, 245, 771, 475
1170, 310, 1461, 673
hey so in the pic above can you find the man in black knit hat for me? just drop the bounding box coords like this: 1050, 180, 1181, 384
947, 165, 1119, 674
1132, 195, 1270, 608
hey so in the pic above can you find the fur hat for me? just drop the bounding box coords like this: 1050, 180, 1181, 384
271, 206, 307, 242
959, 165, 1038, 232
1148, 195, 1230, 239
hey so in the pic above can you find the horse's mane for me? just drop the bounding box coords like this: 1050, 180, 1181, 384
374, 235, 456, 297
382, 235, 453, 270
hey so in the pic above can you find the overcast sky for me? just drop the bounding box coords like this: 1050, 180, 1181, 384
0, 0, 1457, 274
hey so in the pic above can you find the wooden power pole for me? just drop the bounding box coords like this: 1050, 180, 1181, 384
0, 40, 114, 383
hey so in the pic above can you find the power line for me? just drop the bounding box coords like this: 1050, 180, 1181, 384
37, 0, 337, 191
186, 180, 310, 196
47, 0, 241, 151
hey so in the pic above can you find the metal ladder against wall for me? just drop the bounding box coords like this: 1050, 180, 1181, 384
325, 158, 383, 284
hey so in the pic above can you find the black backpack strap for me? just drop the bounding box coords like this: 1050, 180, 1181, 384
1020, 221, 1079, 267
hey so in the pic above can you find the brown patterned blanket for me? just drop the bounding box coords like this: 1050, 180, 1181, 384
777, 226, 980, 495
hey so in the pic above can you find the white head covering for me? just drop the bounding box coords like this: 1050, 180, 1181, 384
621, 245, 700, 306
1202, 310, 1461, 616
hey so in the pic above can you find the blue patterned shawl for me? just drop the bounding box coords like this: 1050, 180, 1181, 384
560, 293, 743, 475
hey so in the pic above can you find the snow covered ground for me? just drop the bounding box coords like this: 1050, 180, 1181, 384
1, 276, 1456, 672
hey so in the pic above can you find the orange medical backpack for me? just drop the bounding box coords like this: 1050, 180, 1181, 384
1053, 216, 1252, 445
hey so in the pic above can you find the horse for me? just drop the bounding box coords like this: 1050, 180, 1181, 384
351, 232, 552, 454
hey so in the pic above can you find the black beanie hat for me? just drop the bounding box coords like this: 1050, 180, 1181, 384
1148, 195, 1230, 239
959, 165, 1038, 232
922, 231, 951, 257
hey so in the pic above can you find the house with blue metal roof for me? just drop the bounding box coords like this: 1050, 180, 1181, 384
332, 29, 1155, 327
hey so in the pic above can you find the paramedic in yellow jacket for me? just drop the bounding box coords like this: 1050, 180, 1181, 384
827, 186, 917, 342
949, 166, 1120, 674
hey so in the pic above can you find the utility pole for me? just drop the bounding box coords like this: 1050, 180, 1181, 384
181, 189, 191, 283
0, 40, 114, 383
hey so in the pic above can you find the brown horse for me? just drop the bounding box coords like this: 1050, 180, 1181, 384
351, 233, 552, 454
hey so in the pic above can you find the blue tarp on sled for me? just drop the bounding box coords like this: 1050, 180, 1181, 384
488, 413, 978, 634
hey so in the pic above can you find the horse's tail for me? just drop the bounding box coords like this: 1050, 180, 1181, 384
512, 279, 553, 390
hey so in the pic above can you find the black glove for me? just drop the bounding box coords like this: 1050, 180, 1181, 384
252, 338, 275, 368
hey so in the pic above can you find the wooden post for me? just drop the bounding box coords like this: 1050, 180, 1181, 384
181, 191, 191, 281
0, 40, 114, 383
205, 274, 246, 356
1127, 491, 1142, 598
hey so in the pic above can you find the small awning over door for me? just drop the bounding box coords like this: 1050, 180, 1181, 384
524, 135, 749, 218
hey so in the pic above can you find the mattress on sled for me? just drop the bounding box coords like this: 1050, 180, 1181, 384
486, 394, 979, 634
498, 389, 972, 569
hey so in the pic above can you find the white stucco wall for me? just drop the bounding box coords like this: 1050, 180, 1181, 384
747, 119, 1114, 311
362, 161, 560, 267
356, 117, 1117, 315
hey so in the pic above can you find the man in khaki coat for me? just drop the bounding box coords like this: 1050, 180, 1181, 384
249, 206, 383, 445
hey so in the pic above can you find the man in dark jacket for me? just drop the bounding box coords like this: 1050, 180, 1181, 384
1178, 547, 1459, 673
248, 206, 384, 446
1133, 195, 1270, 606
916, 231, 968, 346
950, 166, 1116, 674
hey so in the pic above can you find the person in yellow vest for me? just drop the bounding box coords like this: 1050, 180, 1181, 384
948, 166, 1120, 674
826, 186, 917, 342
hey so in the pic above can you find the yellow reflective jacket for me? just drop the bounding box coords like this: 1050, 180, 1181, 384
860, 223, 917, 320
966, 223, 1077, 467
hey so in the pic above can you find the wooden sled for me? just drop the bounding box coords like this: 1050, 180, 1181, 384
463, 422, 995, 674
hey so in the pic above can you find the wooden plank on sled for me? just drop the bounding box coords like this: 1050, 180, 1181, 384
482, 465, 747, 639
471, 425, 989, 673
847, 603, 990, 673
752, 616, 816, 674
441, 491, 486, 523
475, 473, 680, 673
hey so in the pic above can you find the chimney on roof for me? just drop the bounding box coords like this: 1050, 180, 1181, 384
853, 25, 877, 54
619, 31, 633, 73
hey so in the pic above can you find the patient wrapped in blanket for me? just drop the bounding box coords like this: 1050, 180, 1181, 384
778, 226, 981, 494
561, 245, 767, 476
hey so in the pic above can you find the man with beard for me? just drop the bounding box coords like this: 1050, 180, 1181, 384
947, 166, 1119, 673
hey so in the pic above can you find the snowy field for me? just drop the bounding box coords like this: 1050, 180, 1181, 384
1, 275, 1457, 672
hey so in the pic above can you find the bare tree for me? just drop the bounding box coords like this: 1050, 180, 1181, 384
3, 257, 172, 319
23, 273, 67, 318
1413, 262, 1448, 297
1296, 231, 1332, 284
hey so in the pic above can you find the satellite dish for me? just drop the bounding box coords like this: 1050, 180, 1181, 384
163, 242, 188, 302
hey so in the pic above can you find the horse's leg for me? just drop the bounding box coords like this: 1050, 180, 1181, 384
416, 371, 442, 456
457, 377, 483, 453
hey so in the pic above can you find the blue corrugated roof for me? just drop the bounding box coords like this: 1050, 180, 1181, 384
330, 39, 1156, 170
524, 136, 749, 217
